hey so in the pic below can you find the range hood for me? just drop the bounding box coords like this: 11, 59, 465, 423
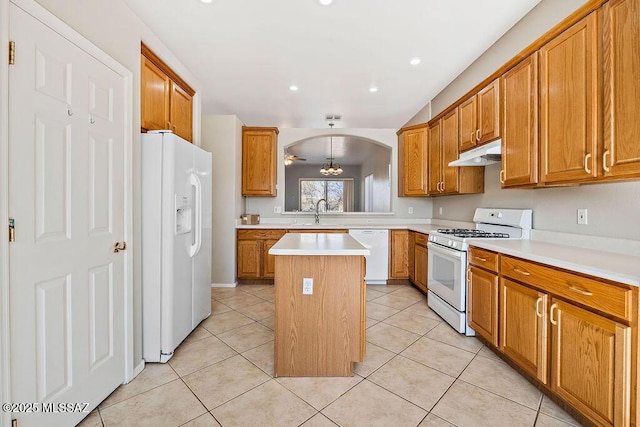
448, 139, 502, 167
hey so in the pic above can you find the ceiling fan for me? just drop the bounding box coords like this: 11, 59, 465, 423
284, 152, 306, 165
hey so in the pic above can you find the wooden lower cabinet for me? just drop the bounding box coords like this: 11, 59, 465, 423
499, 278, 548, 382
413, 244, 428, 293
467, 266, 498, 347
237, 239, 261, 279
550, 299, 631, 427
408, 232, 415, 283
389, 230, 409, 279
237, 229, 286, 279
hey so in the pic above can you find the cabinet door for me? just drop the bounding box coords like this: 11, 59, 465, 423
477, 79, 500, 145
459, 96, 477, 152
427, 120, 442, 195
540, 13, 599, 184
441, 109, 460, 194
550, 299, 631, 427
501, 54, 538, 187
467, 266, 498, 347
413, 244, 428, 293
408, 232, 415, 282
402, 127, 429, 196
141, 55, 170, 131
170, 82, 193, 142
262, 239, 278, 279
389, 230, 409, 279
499, 278, 548, 383
242, 128, 277, 196
237, 240, 261, 279
602, 0, 640, 179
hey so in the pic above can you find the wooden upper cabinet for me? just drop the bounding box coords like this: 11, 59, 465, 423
459, 96, 477, 152
539, 12, 599, 184
501, 54, 539, 188
458, 78, 500, 153
170, 82, 193, 142
398, 124, 429, 196
141, 56, 170, 131
141, 44, 195, 143
427, 119, 442, 195
242, 127, 278, 196
441, 109, 460, 194
602, 0, 640, 180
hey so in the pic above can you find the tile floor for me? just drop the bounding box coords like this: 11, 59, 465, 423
78, 284, 583, 427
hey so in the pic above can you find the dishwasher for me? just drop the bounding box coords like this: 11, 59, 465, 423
348, 229, 389, 285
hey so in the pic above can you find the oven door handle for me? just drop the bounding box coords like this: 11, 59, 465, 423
427, 242, 466, 260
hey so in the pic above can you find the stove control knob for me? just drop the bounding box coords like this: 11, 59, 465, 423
448, 240, 453, 246
452, 241, 457, 248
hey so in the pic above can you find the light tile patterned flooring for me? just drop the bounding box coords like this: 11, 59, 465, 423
78, 284, 582, 427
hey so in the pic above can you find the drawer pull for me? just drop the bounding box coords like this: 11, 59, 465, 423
500, 169, 505, 184
473, 256, 487, 262
603, 150, 611, 173
466, 268, 471, 283
550, 303, 558, 325
513, 267, 531, 276
476, 129, 480, 141
568, 285, 593, 296
535, 297, 543, 318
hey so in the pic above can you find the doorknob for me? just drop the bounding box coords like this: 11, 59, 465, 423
113, 242, 127, 253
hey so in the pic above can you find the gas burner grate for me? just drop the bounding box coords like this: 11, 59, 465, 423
436, 229, 511, 238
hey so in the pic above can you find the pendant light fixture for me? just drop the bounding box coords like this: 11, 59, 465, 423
320, 124, 343, 176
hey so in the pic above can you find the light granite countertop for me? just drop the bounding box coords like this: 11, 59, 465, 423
269, 232, 370, 256
469, 239, 640, 287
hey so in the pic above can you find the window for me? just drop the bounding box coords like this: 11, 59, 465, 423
299, 179, 354, 212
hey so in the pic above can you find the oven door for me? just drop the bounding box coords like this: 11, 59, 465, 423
427, 242, 467, 311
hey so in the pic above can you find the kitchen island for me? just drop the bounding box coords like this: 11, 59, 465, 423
269, 233, 370, 377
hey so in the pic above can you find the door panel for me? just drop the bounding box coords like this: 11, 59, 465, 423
9, 5, 126, 425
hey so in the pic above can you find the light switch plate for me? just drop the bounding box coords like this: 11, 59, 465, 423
274, 206, 282, 214
303, 278, 313, 295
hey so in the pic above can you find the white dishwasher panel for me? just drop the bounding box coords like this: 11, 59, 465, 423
348, 229, 389, 285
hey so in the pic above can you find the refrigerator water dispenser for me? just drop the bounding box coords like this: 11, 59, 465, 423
175, 194, 192, 234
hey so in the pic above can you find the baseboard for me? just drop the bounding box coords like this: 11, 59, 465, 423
126, 360, 145, 384
211, 282, 237, 288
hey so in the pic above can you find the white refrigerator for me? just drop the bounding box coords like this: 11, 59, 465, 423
141, 131, 212, 362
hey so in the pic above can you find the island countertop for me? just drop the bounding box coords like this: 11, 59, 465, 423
269, 232, 370, 256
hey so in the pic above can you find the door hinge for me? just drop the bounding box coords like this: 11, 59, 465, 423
8, 41, 15, 65
8, 218, 15, 242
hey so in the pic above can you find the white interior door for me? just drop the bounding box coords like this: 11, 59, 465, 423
8, 4, 125, 426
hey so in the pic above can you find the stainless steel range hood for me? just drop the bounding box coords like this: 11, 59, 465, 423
448, 139, 501, 167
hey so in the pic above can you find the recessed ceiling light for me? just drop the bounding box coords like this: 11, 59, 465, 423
199, 0, 213, 3
409, 57, 422, 66
369, 86, 378, 93
289, 85, 299, 91
318, 0, 334, 6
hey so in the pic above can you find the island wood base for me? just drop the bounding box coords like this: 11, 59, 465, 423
274, 255, 366, 377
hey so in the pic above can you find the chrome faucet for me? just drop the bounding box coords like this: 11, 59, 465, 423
315, 198, 327, 224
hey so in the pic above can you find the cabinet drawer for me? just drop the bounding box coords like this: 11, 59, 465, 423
469, 247, 498, 272
292, 229, 348, 233
501, 256, 633, 322
414, 233, 428, 247
237, 229, 286, 240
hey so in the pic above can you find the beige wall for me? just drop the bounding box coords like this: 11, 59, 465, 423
407, 0, 640, 241
201, 115, 244, 286
33, 0, 202, 369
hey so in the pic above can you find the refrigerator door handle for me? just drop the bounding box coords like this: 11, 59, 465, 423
189, 173, 202, 257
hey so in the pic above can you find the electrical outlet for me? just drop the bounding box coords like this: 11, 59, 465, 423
366, 219, 374, 223
408, 207, 414, 214
577, 209, 588, 225
273, 206, 282, 214
439, 207, 443, 215
303, 278, 313, 295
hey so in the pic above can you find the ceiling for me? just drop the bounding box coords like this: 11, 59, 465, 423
286, 136, 390, 165
123, 0, 542, 129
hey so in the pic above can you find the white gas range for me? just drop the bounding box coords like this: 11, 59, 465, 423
427, 208, 532, 336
